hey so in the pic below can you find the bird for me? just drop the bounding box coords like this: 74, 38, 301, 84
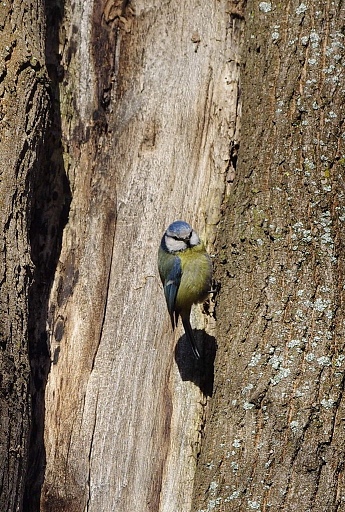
158, 220, 212, 359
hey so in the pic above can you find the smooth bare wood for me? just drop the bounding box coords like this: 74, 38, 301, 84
193, 1, 345, 511
41, 1, 241, 511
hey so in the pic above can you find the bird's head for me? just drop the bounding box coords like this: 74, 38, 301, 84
162, 220, 200, 253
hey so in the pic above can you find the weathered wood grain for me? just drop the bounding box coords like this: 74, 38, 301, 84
41, 1, 241, 511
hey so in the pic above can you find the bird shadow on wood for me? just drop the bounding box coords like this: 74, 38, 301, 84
174, 330, 217, 397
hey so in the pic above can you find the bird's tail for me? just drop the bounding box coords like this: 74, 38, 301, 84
181, 314, 201, 359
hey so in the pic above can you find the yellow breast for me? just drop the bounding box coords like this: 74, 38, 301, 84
175, 244, 212, 311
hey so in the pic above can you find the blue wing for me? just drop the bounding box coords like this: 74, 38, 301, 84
163, 256, 182, 329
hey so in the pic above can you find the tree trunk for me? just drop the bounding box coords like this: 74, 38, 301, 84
192, 1, 345, 511
0, 0, 66, 510
4, 0, 344, 510
40, 1, 241, 511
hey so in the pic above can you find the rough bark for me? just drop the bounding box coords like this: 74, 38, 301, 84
0, 1, 54, 510
41, 1, 241, 511
193, 1, 345, 511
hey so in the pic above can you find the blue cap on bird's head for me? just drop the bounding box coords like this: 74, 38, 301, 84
166, 220, 192, 238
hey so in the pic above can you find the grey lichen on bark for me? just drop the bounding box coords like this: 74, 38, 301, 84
192, 1, 345, 511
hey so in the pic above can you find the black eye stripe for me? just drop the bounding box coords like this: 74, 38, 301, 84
169, 231, 192, 241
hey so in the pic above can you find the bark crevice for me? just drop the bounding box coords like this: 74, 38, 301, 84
23, 1, 71, 509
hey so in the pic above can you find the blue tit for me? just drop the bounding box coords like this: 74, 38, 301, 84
158, 220, 212, 359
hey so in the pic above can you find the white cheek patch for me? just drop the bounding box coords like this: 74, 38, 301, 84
165, 235, 186, 253
190, 230, 200, 247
